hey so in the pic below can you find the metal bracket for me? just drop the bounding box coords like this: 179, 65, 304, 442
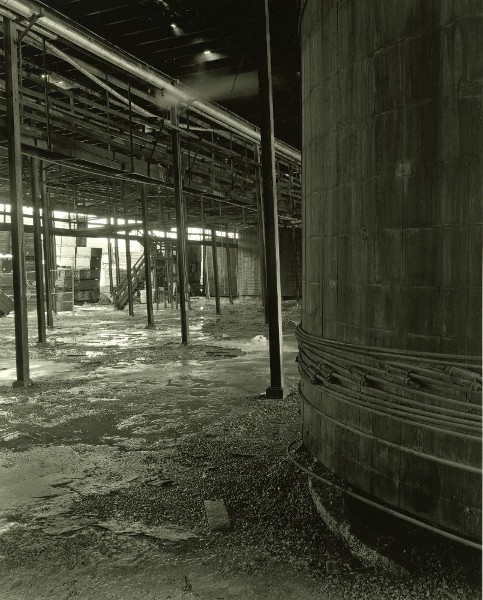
178, 99, 195, 115
147, 119, 165, 163
16, 14, 40, 45
189, 150, 199, 175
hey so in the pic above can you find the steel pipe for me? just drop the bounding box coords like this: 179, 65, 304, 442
0, 0, 301, 162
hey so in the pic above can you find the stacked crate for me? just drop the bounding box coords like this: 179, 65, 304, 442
57, 235, 76, 268
55, 268, 75, 312
0, 234, 38, 308
187, 245, 202, 296
74, 247, 101, 304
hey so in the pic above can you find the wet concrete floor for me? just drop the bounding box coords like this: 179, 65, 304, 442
0, 298, 479, 600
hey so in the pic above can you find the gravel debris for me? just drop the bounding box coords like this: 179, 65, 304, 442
0, 300, 480, 599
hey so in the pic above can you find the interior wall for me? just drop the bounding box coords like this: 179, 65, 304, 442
237, 227, 262, 297
236, 226, 301, 299
205, 244, 238, 298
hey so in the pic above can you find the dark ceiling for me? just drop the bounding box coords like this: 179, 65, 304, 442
41, 0, 302, 149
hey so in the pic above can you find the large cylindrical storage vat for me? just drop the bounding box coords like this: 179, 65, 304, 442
299, 0, 482, 541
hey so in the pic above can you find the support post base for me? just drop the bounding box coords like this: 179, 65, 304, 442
13, 379, 33, 389
266, 386, 284, 399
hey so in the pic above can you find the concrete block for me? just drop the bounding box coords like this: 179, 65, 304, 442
204, 499, 231, 531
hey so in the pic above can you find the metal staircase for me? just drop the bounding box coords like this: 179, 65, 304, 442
114, 253, 145, 309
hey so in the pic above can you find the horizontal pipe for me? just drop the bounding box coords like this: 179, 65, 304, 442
0, 0, 32, 16
0, 0, 301, 162
297, 326, 482, 367
299, 365, 481, 442
297, 333, 482, 412
0, 5, 56, 38
287, 439, 482, 551
0, 222, 239, 248
299, 349, 482, 429
306, 400, 482, 475
299, 347, 481, 423
26, 30, 156, 119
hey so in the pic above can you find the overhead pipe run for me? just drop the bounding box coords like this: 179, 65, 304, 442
26, 29, 157, 120
0, 0, 301, 163
0, 4, 57, 38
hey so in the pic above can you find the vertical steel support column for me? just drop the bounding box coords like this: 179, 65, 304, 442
40, 163, 53, 327
30, 157, 46, 344
114, 233, 120, 290
235, 227, 240, 299
107, 239, 114, 296
225, 224, 234, 304
49, 223, 57, 316
163, 244, 168, 309
201, 199, 210, 300
211, 226, 221, 315
107, 184, 114, 297
141, 185, 155, 328
114, 212, 121, 289
113, 190, 121, 290
4, 17, 30, 386
255, 145, 268, 320
170, 106, 189, 344
170, 250, 175, 308
123, 185, 134, 316
153, 255, 159, 310
257, 0, 284, 398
